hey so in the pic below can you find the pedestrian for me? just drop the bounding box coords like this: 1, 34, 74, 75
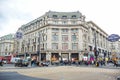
0, 59, 3, 66
113, 60, 117, 67
95, 60, 99, 67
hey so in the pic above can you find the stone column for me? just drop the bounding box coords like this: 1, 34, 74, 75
59, 52, 61, 61
46, 52, 51, 61
79, 52, 83, 61
69, 52, 71, 61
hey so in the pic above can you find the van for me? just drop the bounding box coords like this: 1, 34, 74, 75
10, 57, 21, 63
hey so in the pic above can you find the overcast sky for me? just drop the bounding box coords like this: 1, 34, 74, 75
0, 0, 120, 37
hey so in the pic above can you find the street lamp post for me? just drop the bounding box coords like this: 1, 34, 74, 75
37, 32, 41, 63
94, 32, 98, 61
27, 39, 31, 67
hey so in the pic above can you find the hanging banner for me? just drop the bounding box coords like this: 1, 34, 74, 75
15, 31, 23, 39
107, 34, 120, 42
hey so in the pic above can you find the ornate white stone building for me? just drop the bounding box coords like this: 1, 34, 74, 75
87, 21, 109, 58
109, 41, 120, 53
0, 34, 15, 56
16, 11, 110, 62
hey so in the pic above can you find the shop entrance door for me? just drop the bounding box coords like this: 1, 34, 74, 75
61, 53, 69, 61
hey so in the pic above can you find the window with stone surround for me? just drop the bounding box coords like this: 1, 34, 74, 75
61, 29, 68, 33
62, 43, 68, 50
53, 15, 58, 18
62, 35, 68, 41
72, 35, 77, 41
71, 28, 78, 33
52, 43, 58, 49
52, 34, 58, 41
72, 43, 78, 50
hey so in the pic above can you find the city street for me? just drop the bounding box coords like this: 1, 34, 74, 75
0, 64, 120, 80
1, 1, 120, 80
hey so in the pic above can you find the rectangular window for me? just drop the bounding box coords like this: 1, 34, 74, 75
72, 43, 78, 50
53, 21, 58, 24
62, 21, 67, 24
52, 28, 59, 32
72, 35, 77, 41
71, 28, 78, 33
62, 15, 67, 18
71, 21, 76, 24
52, 34, 58, 41
61, 29, 68, 33
62, 43, 68, 50
52, 43, 58, 49
71, 15, 76, 18
62, 35, 68, 41
45, 43, 47, 50
53, 15, 58, 18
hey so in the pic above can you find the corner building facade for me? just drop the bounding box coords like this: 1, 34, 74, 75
0, 34, 15, 56
17, 11, 109, 62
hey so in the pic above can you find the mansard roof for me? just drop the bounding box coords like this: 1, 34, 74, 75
0, 34, 14, 41
45, 11, 82, 19
20, 11, 83, 29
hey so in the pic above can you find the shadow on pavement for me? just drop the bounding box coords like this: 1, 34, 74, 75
0, 72, 51, 80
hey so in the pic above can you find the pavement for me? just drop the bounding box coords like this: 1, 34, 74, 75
0, 72, 50, 80
0, 64, 120, 80
1, 63, 120, 70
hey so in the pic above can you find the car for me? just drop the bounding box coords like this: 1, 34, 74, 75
40, 61, 50, 66
11, 57, 21, 63
15, 59, 29, 67
3, 60, 7, 64
22, 59, 29, 67
116, 60, 120, 67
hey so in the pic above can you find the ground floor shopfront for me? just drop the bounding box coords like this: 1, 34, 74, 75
28, 50, 96, 64
29, 52, 81, 62
20, 50, 84, 63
